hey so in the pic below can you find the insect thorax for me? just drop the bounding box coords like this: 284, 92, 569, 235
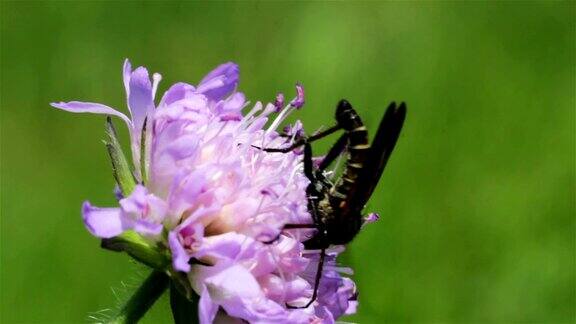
318, 196, 362, 245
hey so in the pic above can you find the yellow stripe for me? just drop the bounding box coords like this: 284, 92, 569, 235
351, 126, 367, 132
350, 144, 371, 150
341, 177, 355, 184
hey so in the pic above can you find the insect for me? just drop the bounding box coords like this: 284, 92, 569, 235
261, 99, 406, 308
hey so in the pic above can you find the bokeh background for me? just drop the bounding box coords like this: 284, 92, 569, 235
1, 1, 574, 323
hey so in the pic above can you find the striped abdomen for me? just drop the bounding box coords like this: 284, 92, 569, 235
328, 101, 370, 203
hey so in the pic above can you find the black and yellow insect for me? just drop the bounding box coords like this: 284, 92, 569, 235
262, 99, 406, 308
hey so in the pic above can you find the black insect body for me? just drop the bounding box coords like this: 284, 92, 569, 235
263, 99, 407, 308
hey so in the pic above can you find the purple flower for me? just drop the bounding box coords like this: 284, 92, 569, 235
53, 59, 360, 323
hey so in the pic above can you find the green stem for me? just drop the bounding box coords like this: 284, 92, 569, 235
108, 270, 169, 324
170, 281, 200, 324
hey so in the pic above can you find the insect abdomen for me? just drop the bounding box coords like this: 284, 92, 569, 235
330, 101, 370, 201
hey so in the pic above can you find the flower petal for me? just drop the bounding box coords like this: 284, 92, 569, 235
169, 214, 207, 271
132, 220, 163, 236
117, 185, 166, 236
51, 101, 131, 126
123, 59, 132, 96
128, 66, 154, 131
168, 170, 207, 217
159, 82, 196, 107
214, 92, 246, 121
199, 286, 219, 324
168, 230, 191, 272
204, 265, 284, 321
197, 62, 239, 101
82, 201, 125, 238
119, 184, 148, 214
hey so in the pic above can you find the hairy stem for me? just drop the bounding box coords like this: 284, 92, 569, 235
108, 270, 169, 324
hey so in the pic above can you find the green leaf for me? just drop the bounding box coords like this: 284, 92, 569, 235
101, 230, 169, 270
170, 281, 200, 324
108, 270, 169, 324
105, 116, 136, 195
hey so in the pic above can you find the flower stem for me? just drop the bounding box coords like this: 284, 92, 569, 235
108, 270, 169, 324
170, 281, 200, 324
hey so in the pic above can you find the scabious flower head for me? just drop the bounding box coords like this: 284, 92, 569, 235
52, 59, 359, 323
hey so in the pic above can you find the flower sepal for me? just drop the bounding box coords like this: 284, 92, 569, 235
101, 230, 169, 270
105, 117, 136, 195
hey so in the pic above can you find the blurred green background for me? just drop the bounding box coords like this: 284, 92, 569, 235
1, 1, 574, 323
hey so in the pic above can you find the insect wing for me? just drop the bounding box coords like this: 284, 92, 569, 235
347, 102, 406, 210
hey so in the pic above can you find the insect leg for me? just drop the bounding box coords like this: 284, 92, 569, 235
261, 196, 320, 245
302, 141, 316, 181
287, 247, 326, 309
259, 223, 318, 245
255, 125, 342, 153
318, 133, 348, 171
283, 224, 318, 229
261, 142, 320, 245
